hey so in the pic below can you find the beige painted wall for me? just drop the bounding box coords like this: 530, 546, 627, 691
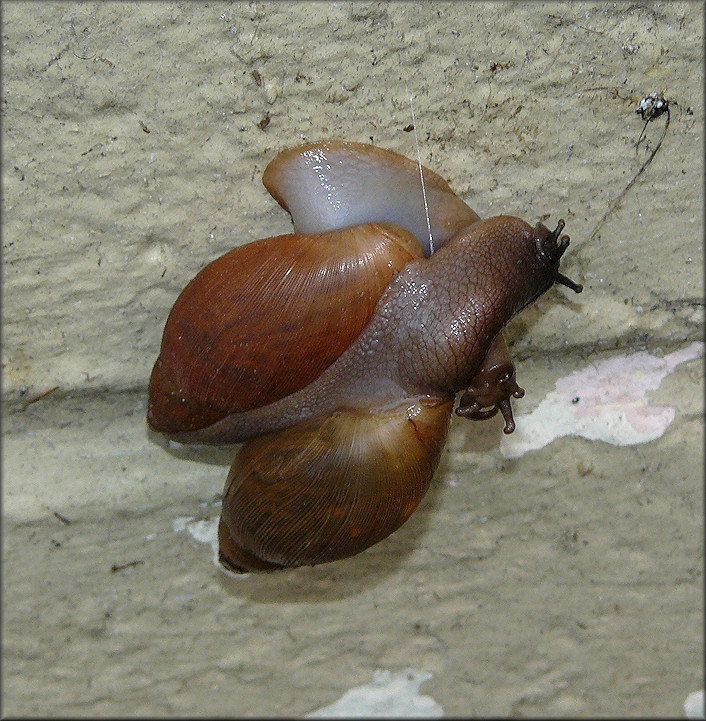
3, 1, 702, 402
3, 2, 703, 716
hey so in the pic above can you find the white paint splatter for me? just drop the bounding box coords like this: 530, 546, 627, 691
171, 516, 193, 533
172, 515, 221, 568
501, 342, 703, 459
306, 669, 443, 718
684, 689, 704, 719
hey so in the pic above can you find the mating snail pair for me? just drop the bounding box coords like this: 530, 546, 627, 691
147, 140, 582, 572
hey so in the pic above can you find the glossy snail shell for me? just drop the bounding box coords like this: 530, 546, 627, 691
147, 222, 424, 434
218, 398, 453, 572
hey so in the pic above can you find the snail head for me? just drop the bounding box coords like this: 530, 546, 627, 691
532, 219, 583, 293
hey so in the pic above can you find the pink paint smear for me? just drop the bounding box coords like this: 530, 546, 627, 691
501, 342, 703, 459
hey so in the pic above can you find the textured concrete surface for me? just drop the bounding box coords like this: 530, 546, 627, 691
2, 1, 703, 716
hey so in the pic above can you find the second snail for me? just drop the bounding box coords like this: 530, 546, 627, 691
148, 140, 582, 572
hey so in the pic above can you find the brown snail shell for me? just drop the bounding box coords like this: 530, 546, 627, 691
218, 398, 453, 572
147, 222, 424, 434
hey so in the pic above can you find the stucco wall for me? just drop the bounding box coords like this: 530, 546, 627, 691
3, 2, 703, 716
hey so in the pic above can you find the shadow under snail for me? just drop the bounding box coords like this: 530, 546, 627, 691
147, 140, 582, 573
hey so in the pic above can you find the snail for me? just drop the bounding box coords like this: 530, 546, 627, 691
147, 140, 582, 572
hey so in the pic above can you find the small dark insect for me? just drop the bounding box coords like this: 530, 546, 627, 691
140, 120, 150, 133
257, 112, 270, 131
403, 124, 414, 132
590, 90, 671, 241
251, 69, 262, 87
636, 92, 669, 122
635, 92, 670, 150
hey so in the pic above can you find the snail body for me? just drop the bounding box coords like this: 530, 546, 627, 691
148, 141, 582, 572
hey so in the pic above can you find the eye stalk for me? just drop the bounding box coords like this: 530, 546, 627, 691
533, 219, 583, 293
